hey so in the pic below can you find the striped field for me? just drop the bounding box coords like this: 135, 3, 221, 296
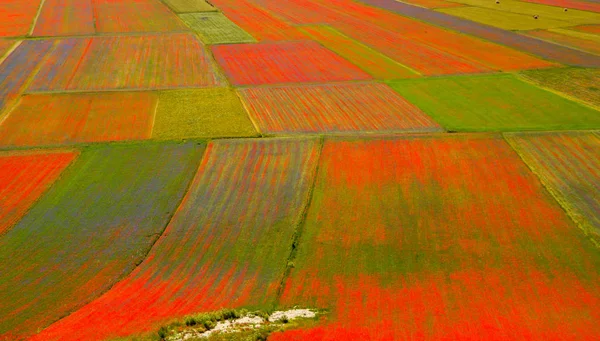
0, 142, 205, 339
92, 0, 188, 33
0, 150, 77, 235
445, 0, 600, 24
152, 88, 258, 139
32, 0, 95, 36
239, 83, 442, 134
519, 67, 600, 107
209, 0, 306, 41
524, 29, 600, 56
273, 134, 600, 339
0, 40, 54, 114
520, 0, 600, 13
28, 34, 223, 92
387, 74, 600, 131
438, 7, 572, 30
179, 12, 256, 44
506, 131, 600, 244
299, 26, 419, 79
211, 41, 372, 85
0, 92, 156, 147
31, 138, 320, 341
334, 20, 492, 76
2, 0, 600, 339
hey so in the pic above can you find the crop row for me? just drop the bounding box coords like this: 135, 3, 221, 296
0, 132, 597, 339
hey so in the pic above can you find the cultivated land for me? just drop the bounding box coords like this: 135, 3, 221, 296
0, 0, 599, 340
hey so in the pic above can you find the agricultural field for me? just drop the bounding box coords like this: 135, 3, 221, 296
30, 138, 320, 341
1, 0, 600, 340
387, 74, 600, 131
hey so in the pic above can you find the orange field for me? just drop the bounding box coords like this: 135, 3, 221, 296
0, 0, 43, 37
0, 92, 156, 146
0, 150, 77, 235
92, 0, 188, 33
212, 41, 372, 85
239, 82, 442, 134
28, 34, 222, 91
31, 138, 320, 341
32, 0, 95, 36
209, 0, 305, 40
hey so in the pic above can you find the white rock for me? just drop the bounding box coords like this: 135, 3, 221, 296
268, 309, 316, 322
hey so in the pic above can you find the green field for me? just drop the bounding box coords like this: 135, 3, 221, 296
152, 88, 258, 139
519, 67, 600, 107
387, 74, 600, 131
180, 12, 256, 44
438, 7, 571, 30
0, 142, 205, 339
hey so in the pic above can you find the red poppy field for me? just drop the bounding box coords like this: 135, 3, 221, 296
0, 0, 599, 340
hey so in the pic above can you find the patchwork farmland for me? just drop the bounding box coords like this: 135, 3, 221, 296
0, 0, 599, 340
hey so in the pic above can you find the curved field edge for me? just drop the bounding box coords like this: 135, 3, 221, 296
29, 137, 322, 341
0, 141, 206, 339
0, 149, 79, 236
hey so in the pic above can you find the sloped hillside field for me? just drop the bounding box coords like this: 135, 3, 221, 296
31, 138, 320, 341
0, 142, 205, 339
1, 0, 600, 339
273, 135, 600, 339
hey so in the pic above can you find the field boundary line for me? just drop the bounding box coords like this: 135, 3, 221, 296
29, 0, 48, 36
515, 71, 600, 112
29, 142, 209, 335
0, 148, 81, 239
234, 89, 263, 137
0, 40, 58, 123
273, 137, 325, 308
502, 133, 600, 248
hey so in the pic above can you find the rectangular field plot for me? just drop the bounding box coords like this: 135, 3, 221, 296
524, 29, 600, 56
0, 92, 156, 147
335, 21, 491, 76
209, 0, 306, 41
162, 0, 217, 12
446, 0, 600, 23
93, 0, 188, 33
0, 150, 77, 235
239, 83, 442, 134
0, 0, 43, 36
387, 74, 600, 131
299, 26, 419, 79
180, 12, 256, 44
28, 34, 223, 92
212, 41, 372, 85
153, 88, 258, 139
406, 26, 558, 71
506, 132, 600, 244
519, 67, 600, 107
248, 0, 345, 25
32, 0, 95, 36
0, 40, 55, 114
0, 142, 205, 339
31, 138, 321, 341
438, 7, 571, 30
272, 135, 600, 340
